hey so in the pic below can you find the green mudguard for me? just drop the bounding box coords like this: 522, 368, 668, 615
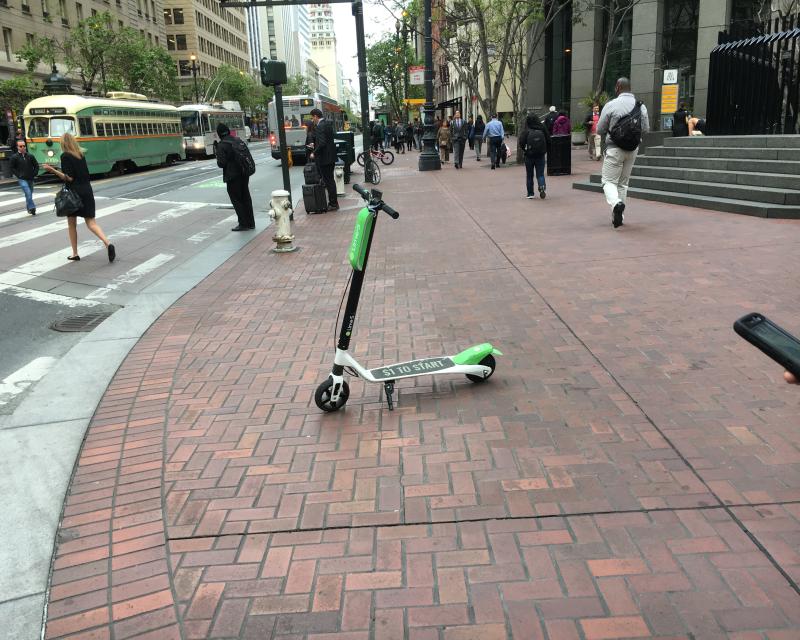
452, 343, 502, 366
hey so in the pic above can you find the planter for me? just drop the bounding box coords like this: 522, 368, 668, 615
571, 131, 586, 145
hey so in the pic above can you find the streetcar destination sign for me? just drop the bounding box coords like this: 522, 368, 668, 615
370, 357, 455, 380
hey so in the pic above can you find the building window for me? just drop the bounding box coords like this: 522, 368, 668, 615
26, 33, 34, 45
163, 8, 171, 24
167, 35, 175, 50
3, 27, 11, 62
75, 2, 82, 19
179, 59, 191, 76
176, 34, 186, 50
173, 7, 183, 23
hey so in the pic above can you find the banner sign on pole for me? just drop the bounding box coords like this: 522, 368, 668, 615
409, 65, 424, 85
663, 69, 678, 84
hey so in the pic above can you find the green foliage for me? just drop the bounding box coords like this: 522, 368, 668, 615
109, 28, 179, 101
0, 76, 39, 113
210, 65, 273, 112
16, 36, 61, 73
62, 12, 119, 93
283, 74, 314, 95
366, 35, 420, 121
571, 122, 585, 132
579, 91, 610, 109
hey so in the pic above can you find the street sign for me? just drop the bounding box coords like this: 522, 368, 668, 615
409, 65, 424, 86
663, 69, 678, 84
661, 84, 679, 113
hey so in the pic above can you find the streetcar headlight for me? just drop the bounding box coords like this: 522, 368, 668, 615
46, 150, 55, 158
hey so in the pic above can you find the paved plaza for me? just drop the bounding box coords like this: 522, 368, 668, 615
39, 148, 800, 639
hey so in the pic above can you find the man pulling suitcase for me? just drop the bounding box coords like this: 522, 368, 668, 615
308, 108, 339, 211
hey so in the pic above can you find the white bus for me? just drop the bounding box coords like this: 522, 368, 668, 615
267, 93, 344, 164
179, 104, 246, 157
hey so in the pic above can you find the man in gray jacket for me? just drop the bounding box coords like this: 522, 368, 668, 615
597, 77, 649, 228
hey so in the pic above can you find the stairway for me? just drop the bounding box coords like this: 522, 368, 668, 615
572, 135, 800, 218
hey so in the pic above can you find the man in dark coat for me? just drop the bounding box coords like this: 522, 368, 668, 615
309, 107, 339, 210
544, 106, 559, 134
216, 123, 255, 231
450, 110, 469, 169
10, 138, 39, 215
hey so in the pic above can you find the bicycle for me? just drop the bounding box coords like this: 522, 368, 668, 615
357, 147, 395, 166
363, 156, 381, 185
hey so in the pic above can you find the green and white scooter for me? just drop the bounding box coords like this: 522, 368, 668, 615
314, 184, 502, 412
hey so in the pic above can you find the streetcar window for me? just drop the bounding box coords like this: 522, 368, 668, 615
27, 117, 49, 137
112, 123, 121, 136
202, 114, 210, 132
78, 117, 93, 136
96, 123, 105, 136
51, 117, 75, 137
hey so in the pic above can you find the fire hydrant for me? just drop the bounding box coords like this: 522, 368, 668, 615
268, 189, 298, 253
334, 162, 345, 197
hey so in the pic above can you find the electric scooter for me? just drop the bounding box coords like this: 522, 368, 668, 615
314, 184, 502, 412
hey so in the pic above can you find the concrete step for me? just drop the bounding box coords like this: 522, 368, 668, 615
635, 154, 800, 176
586, 173, 800, 205
573, 180, 800, 219
631, 165, 800, 191
664, 135, 800, 149
646, 146, 800, 161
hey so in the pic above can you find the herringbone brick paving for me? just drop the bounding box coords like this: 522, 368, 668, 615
43, 150, 800, 639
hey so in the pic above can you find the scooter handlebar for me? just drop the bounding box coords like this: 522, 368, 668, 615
382, 204, 399, 219
353, 183, 370, 199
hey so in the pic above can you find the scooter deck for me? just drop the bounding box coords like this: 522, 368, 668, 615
370, 356, 455, 380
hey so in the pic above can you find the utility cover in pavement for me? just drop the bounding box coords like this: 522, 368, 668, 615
51, 312, 113, 333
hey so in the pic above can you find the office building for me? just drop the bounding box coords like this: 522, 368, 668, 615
1, 0, 165, 82
309, 2, 339, 100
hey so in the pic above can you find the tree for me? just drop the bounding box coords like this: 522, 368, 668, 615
108, 29, 180, 101
592, 0, 643, 97
367, 35, 421, 120
207, 64, 272, 111
0, 76, 39, 114
284, 74, 314, 95
16, 36, 61, 74
62, 12, 120, 94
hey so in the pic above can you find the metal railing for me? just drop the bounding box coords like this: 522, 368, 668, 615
707, 13, 799, 135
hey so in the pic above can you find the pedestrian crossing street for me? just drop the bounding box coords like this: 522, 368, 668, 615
0, 183, 238, 309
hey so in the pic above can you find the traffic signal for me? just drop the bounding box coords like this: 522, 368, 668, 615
260, 59, 287, 87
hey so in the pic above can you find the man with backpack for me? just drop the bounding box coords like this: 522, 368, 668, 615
597, 77, 649, 228
520, 114, 550, 199
216, 123, 256, 231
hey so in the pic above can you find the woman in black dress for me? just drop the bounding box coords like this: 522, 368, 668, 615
43, 132, 115, 262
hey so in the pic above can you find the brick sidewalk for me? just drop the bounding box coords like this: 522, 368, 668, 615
44, 147, 800, 639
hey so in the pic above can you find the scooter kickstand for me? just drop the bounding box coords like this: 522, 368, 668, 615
384, 380, 395, 411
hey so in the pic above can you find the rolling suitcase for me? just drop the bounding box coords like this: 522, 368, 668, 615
303, 163, 321, 185
303, 183, 328, 214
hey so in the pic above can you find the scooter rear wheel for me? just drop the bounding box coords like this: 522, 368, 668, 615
315, 377, 350, 412
466, 354, 496, 383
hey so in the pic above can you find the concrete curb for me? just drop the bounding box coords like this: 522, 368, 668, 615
0, 180, 301, 639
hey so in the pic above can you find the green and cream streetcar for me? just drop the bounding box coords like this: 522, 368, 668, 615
23, 92, 185, 175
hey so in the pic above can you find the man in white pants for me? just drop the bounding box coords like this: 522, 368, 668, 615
597, 78, 649, 228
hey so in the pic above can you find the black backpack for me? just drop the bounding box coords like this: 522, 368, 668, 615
226, 137, 256, 177
525, 128, 547, 157
609, 101, 643, 151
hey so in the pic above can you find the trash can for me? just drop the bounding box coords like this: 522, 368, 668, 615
334, 130, 355, 183
547, 134, 572, 176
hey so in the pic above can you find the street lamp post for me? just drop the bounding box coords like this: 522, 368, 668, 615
396, 15, 410, 123
418, 0, 440, 171
190, 53, 200, 103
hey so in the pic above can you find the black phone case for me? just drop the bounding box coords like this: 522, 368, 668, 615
733, 313, 800, 377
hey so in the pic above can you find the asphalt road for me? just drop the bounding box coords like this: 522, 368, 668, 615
0, 141, 328, 414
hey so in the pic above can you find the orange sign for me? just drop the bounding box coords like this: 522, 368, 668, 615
661, 84, 679, 113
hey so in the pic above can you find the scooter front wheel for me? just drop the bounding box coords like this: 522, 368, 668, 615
466, 354, 496, 383
315, 377, 350, 412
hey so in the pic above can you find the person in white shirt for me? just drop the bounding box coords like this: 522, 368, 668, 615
596, 77, 650, 228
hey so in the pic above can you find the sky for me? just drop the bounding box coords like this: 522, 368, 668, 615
332, 0, 399, 90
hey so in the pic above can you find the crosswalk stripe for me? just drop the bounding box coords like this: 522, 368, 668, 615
0, 357, 58, 406
0, 283, 103, 307
187, 214, 238, 243
0, 200, 141, 250
0, 202, 207, 289
86, 253, 175, 300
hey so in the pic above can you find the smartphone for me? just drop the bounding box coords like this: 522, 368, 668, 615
734, 313, 800, 377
